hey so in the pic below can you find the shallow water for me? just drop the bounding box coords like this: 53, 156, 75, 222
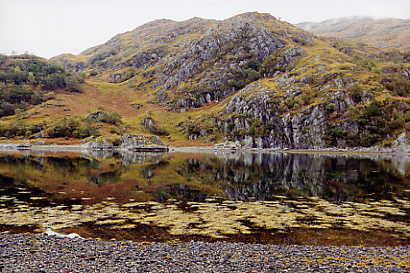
0, 150, 409, 246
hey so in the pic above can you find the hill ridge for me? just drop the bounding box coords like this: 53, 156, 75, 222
297, 17, 410, 49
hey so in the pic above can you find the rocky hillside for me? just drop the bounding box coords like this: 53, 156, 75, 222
52, 13, 315, 109
297, 17, 410, 49
3, 12, 410, 149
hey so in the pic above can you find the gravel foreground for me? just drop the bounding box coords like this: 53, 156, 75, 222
0, 233, 409, 273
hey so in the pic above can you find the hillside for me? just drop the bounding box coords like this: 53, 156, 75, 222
2, 12, 410, 149
0, 54, 84, 116
297, 17, 410, 49
0, 55, 98, 139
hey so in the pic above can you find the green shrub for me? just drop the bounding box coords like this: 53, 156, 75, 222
0, 55, 84, 118
0, 55, 83, 92
0, 121, 42, 138
381, 75, 410, 97
226, 68, 261, 90
86, 111, 122, 125
348, 84, 363, 103
329, 128, 348, 138
0, 86, 47, 117
99, 112, 122, 125
364, 101, 382, 117
44, 116, 99, 138
248, 126, 257, 136
245, 59, 261, 71
325, 103, 336, 113
352, 56, 379, 73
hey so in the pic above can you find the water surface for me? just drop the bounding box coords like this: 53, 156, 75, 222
0, 150, 409, 246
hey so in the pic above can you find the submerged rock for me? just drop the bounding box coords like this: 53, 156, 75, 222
45, 228, 83, 239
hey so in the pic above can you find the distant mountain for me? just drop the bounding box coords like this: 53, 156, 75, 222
1, 12, 409, 149
297, 16, 410, 49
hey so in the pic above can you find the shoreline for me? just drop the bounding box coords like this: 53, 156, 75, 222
0, 233, 409, 272
0, 143, 408, 156
171, 146, 410, 155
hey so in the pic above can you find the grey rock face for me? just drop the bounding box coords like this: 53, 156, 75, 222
51, 13, 313, 112
49, 55, 86, 72
263, 46, 305, 77
402, 68, 410, 80
393, 132, 408, 146
141, 117, 169, 136
124, 48, 165, 69
222, 80, 330, 149
108, 70, 135, 83
162, 21, 284, 87
392, 132, 410, 153
85, 111, 106, 121
142, 117, 156, 131
85, 139, 113, 150
119, 134, 164, 149
157, 21, 289, 109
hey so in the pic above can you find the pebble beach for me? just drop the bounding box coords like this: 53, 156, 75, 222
0, 233, 409, 273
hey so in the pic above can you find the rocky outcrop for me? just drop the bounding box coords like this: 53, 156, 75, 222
159, 19, 296, 109
119, 134, 164, 150
50, 54, 86, 72
108, 69, 135, 83
83, 135, 166, 151
142, 117, 156, 131
84, 138, 113, 150
161, 19, 286, 90
214, 141, 242, 150
85, 111, 107, 121
231, 108, 328, 149
262, 46, 305, 76
402, 68, 410, 80
124, 48, 165, 69
392, 132, 410, 152
141, 117, 169, 136
51, 12, 312, 110
220, 80, 331, 149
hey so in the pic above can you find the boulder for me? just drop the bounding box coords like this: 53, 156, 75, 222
84, 137, 113, 150
119, 134, 164, 150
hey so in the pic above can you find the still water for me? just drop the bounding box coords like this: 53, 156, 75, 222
0, 150, 409, 246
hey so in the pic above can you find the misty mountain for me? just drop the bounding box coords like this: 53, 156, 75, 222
297, 16, 410, 49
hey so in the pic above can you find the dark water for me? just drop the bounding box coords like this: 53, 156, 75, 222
0, 150, 408, 206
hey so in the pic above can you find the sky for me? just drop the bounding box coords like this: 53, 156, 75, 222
1, 0, 409, 58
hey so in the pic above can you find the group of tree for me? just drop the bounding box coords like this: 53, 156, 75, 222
0, 54, 84, 118
0, 54, 84, 91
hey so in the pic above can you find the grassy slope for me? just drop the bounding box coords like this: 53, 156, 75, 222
0, 76, 229, 146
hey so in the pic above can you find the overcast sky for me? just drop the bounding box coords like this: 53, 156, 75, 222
1, 0, 409, 58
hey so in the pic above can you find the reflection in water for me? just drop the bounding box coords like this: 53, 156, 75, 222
0, 150, 409, 245
181, 152, 410, 203
0, 151, 409, 205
